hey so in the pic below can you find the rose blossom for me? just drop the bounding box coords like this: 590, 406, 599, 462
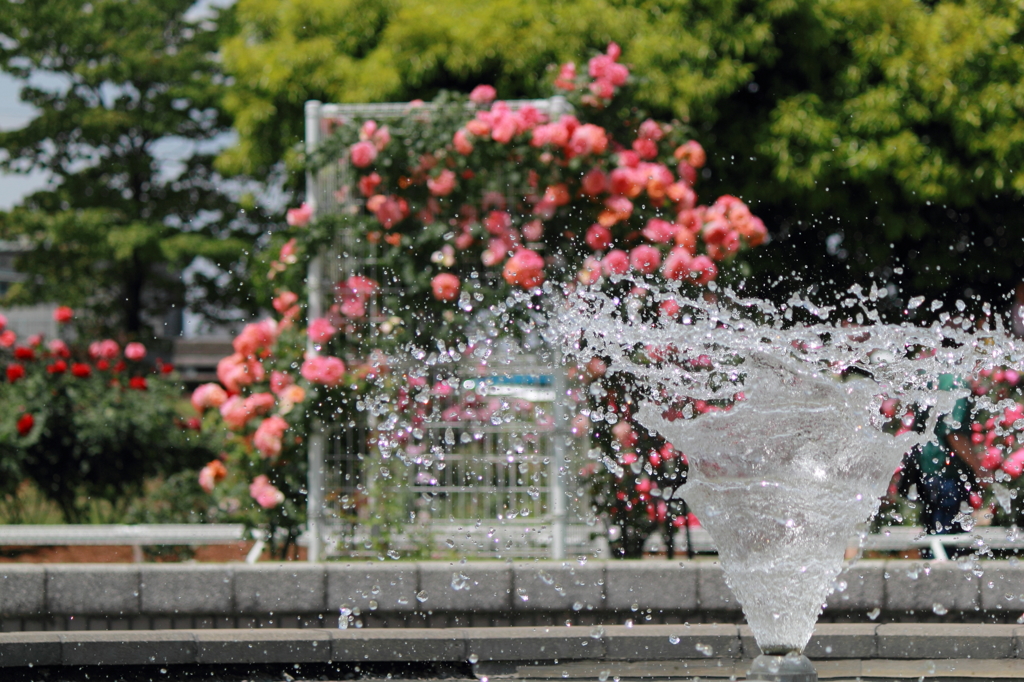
301, 355, 346, 387
272, 291, 299, 314
286, 203, 313, 227
198, 460, 227, 493
270, 370, 293, 395
629, 245, 661, 274
233, 319, 277, 357
307, 317, 337, 343
53, 306, 74, 323
431, 273, 461, 302
89, 339, 120, 360
469, 85, 497, 104
427, 169, 457, 197
6, 364, 25, 383
243, 392, 275, 417
453, 129, 474, 155
48, 339, 70, 358
192, 383, 228, 412
219, 396, 252, 430
642, 218, 676, 244
502, 249, 545, 289
216, 353, 263, 393
17, 413, 34, 436
249, 475, 285, 509
601, 249, 630, 276
124, 342, 146, 361
349, 140, 377, 168
253, 416, 289, 458
568, 124, 608, 157
689, 255, 718, 285
585, 224, 612, 251
662, 246, 693, 281
674, 140, 706, 168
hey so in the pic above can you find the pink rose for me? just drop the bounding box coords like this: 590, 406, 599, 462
243, 392, 275, 417
427, 169, 457, 197
491, 107, 518, 144
301, 355, 346, 387
219, 395, 252, 430
216, 353, 264, 393
1003, 449, 1024, 479
674, 140, 706, 168
453, 129, 474, 155
568, 124, 608, 157
431, 273, 461, 302
198, 460, 227, 493
249, 475, 285, 509
601, 249, 630, 276
642, 218, 676, 244
502, 249, 545, 289
270, 370, 293, 395
638, 119, 664, 141
307, 317, 337, 344
585, 224, 612, 251
48, 339, 70, 358
286, 203, 313, 227
0, 313, 5, 331
272, 291, 299, 314
53, 306, 74, 323
581, 168, 607, 196
629, 245, 661, 274
469, 85, 497, 104
124, 342, 146, 361
0, 330, 15, 348
554, 62, 577, 90
662, 246, 693, 281
253, 415, 289, 458
88, 339, 120, 360
689, 255, 717, 285
191, 383, 228, 412
233, 319, 277, 357
358, 172, 382, 197
349, 140, 377, 168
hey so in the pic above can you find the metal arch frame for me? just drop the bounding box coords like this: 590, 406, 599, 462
302, 96, 575, 563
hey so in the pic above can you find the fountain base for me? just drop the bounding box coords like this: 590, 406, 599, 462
746, 653, 817, 682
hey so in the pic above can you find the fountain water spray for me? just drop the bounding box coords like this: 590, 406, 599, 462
554, 279, 1019, 680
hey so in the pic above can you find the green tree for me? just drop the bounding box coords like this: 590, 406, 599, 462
219, 0, 1024, 311
0, 0, 268, 335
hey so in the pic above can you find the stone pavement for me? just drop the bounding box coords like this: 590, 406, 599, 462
3, 623, 1024, 673
3, 559, 1023, 631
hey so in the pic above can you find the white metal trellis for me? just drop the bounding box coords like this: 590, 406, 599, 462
303, 97, 589, 562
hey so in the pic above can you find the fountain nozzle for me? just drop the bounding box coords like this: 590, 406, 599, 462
746, 652, 817, 682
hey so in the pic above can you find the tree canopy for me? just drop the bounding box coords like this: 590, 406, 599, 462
219, 0, 1024, 313
0, 0, 268, 335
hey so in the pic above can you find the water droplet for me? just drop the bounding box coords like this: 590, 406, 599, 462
598, 671, 610, 682
368, 600, 378, 611
517, 588, 529, 602
668, 635, 680, 645
452, 572, 469, 590
468, 654, 479, 664
695, 643, 713, 657
932, 603, 948, 616
590, 625, 605, 639
867, 608, 881, 620
416, 590, 429, 603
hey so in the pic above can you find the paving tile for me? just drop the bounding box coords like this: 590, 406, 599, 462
876, 623, 1017, 659
0, 565, 45, 617
512, 562, 604, 612
0, 632, 61, 667
604, 563, 697, 612
194, 628, 331, 664
418, 562, 511, 612
140, 565, 233, 615
327, 563, 418, 613
332, 628, 465, 661
61, 630, 196, 666
466, 625, 606, 661
46, 565, 140, 616
234, 564, 325, 615
883, 561, 979, 613
605, 623, 741, 660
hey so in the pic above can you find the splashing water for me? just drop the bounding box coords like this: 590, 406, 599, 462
555, 279, 1020, 654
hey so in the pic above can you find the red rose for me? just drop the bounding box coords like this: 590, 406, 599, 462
16, 413, 34, 436
71, 363, 91, 378
13, 347, 34, 361
6, 364, 25, 383
47, 360, 67, 374
53, 306, 74, 323
128, 377, 148, 391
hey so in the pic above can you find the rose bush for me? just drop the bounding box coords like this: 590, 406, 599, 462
0, 309, 215, 522
206, 44, 769, 557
